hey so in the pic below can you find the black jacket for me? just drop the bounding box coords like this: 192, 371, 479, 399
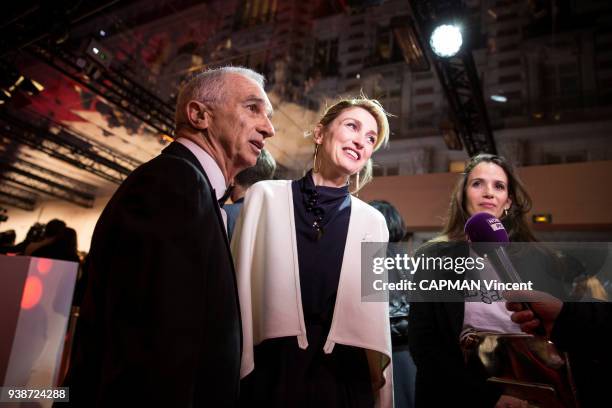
407, 242, 501, 408
551, 301, 612, 408
60, 142, 242, 407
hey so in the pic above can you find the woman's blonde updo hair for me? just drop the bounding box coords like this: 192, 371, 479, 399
310, 96, 390, 193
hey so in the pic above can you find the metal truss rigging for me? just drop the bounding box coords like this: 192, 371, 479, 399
0, 158, 95, 207
0, 182, 37, 211
0, 110, 141, 184
29, 43, 176, 137
0, 172, 92, 208
0, 1, 121, 58
409, 0, 497, 156
1, 155, 97, 192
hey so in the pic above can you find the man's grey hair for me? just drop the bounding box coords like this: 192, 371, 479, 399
235, 148, 276, 188
175, 66, 265, 126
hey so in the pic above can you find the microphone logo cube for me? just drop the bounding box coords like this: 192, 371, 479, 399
487, 218, 504, 231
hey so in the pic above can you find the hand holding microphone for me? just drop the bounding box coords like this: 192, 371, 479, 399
504, 290, 563, 337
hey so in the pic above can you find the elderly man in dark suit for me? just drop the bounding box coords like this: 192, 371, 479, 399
62, 66, 274, 407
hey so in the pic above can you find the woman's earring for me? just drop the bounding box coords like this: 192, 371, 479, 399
313, 144, 320, 173
504, 207, 509, 217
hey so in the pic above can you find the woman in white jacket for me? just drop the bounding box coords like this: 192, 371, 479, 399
232, 97, 393, 408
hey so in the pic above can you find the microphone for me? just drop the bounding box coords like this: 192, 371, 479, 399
464, 212, 521, 282
464, 212, 509, 243
464, 212, 546, 336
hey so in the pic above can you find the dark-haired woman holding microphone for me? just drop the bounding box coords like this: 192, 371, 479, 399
407, 154, 568, 408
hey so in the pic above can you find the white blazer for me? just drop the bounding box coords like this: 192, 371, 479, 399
231, 180, 393, 408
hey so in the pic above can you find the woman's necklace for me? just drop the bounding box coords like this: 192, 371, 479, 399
303, 186, 324, 240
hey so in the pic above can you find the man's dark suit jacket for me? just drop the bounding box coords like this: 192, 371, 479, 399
61, 142, 241, 407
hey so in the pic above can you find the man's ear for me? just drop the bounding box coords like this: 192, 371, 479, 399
313, 124, 324, 145
186, 100, 211, 130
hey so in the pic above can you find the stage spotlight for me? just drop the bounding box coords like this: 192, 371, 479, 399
430, 24, 462, 58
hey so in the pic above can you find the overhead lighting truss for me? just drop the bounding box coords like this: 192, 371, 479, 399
0, 109, 141, 184
0, 136, 99, 209
0, 182, 37, 211
0, 162, 95, 208
29, 43, 175, 137
0, 1, 121, 58
409, 0, 497, 156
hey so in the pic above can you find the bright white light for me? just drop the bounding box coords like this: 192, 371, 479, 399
99, 29, 106, 37
491, 94, 507, 103
430, 24, 463, 58
92, 47, 100, 55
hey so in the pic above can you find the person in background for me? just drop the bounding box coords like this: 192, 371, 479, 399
12, 222, 51, 254
27, 221, 80, 263
24, 219, 65, 253
232, 96, 393, 407
225, 148, 276, 240
0, 229, 16, 254
369, 200, 416, 408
